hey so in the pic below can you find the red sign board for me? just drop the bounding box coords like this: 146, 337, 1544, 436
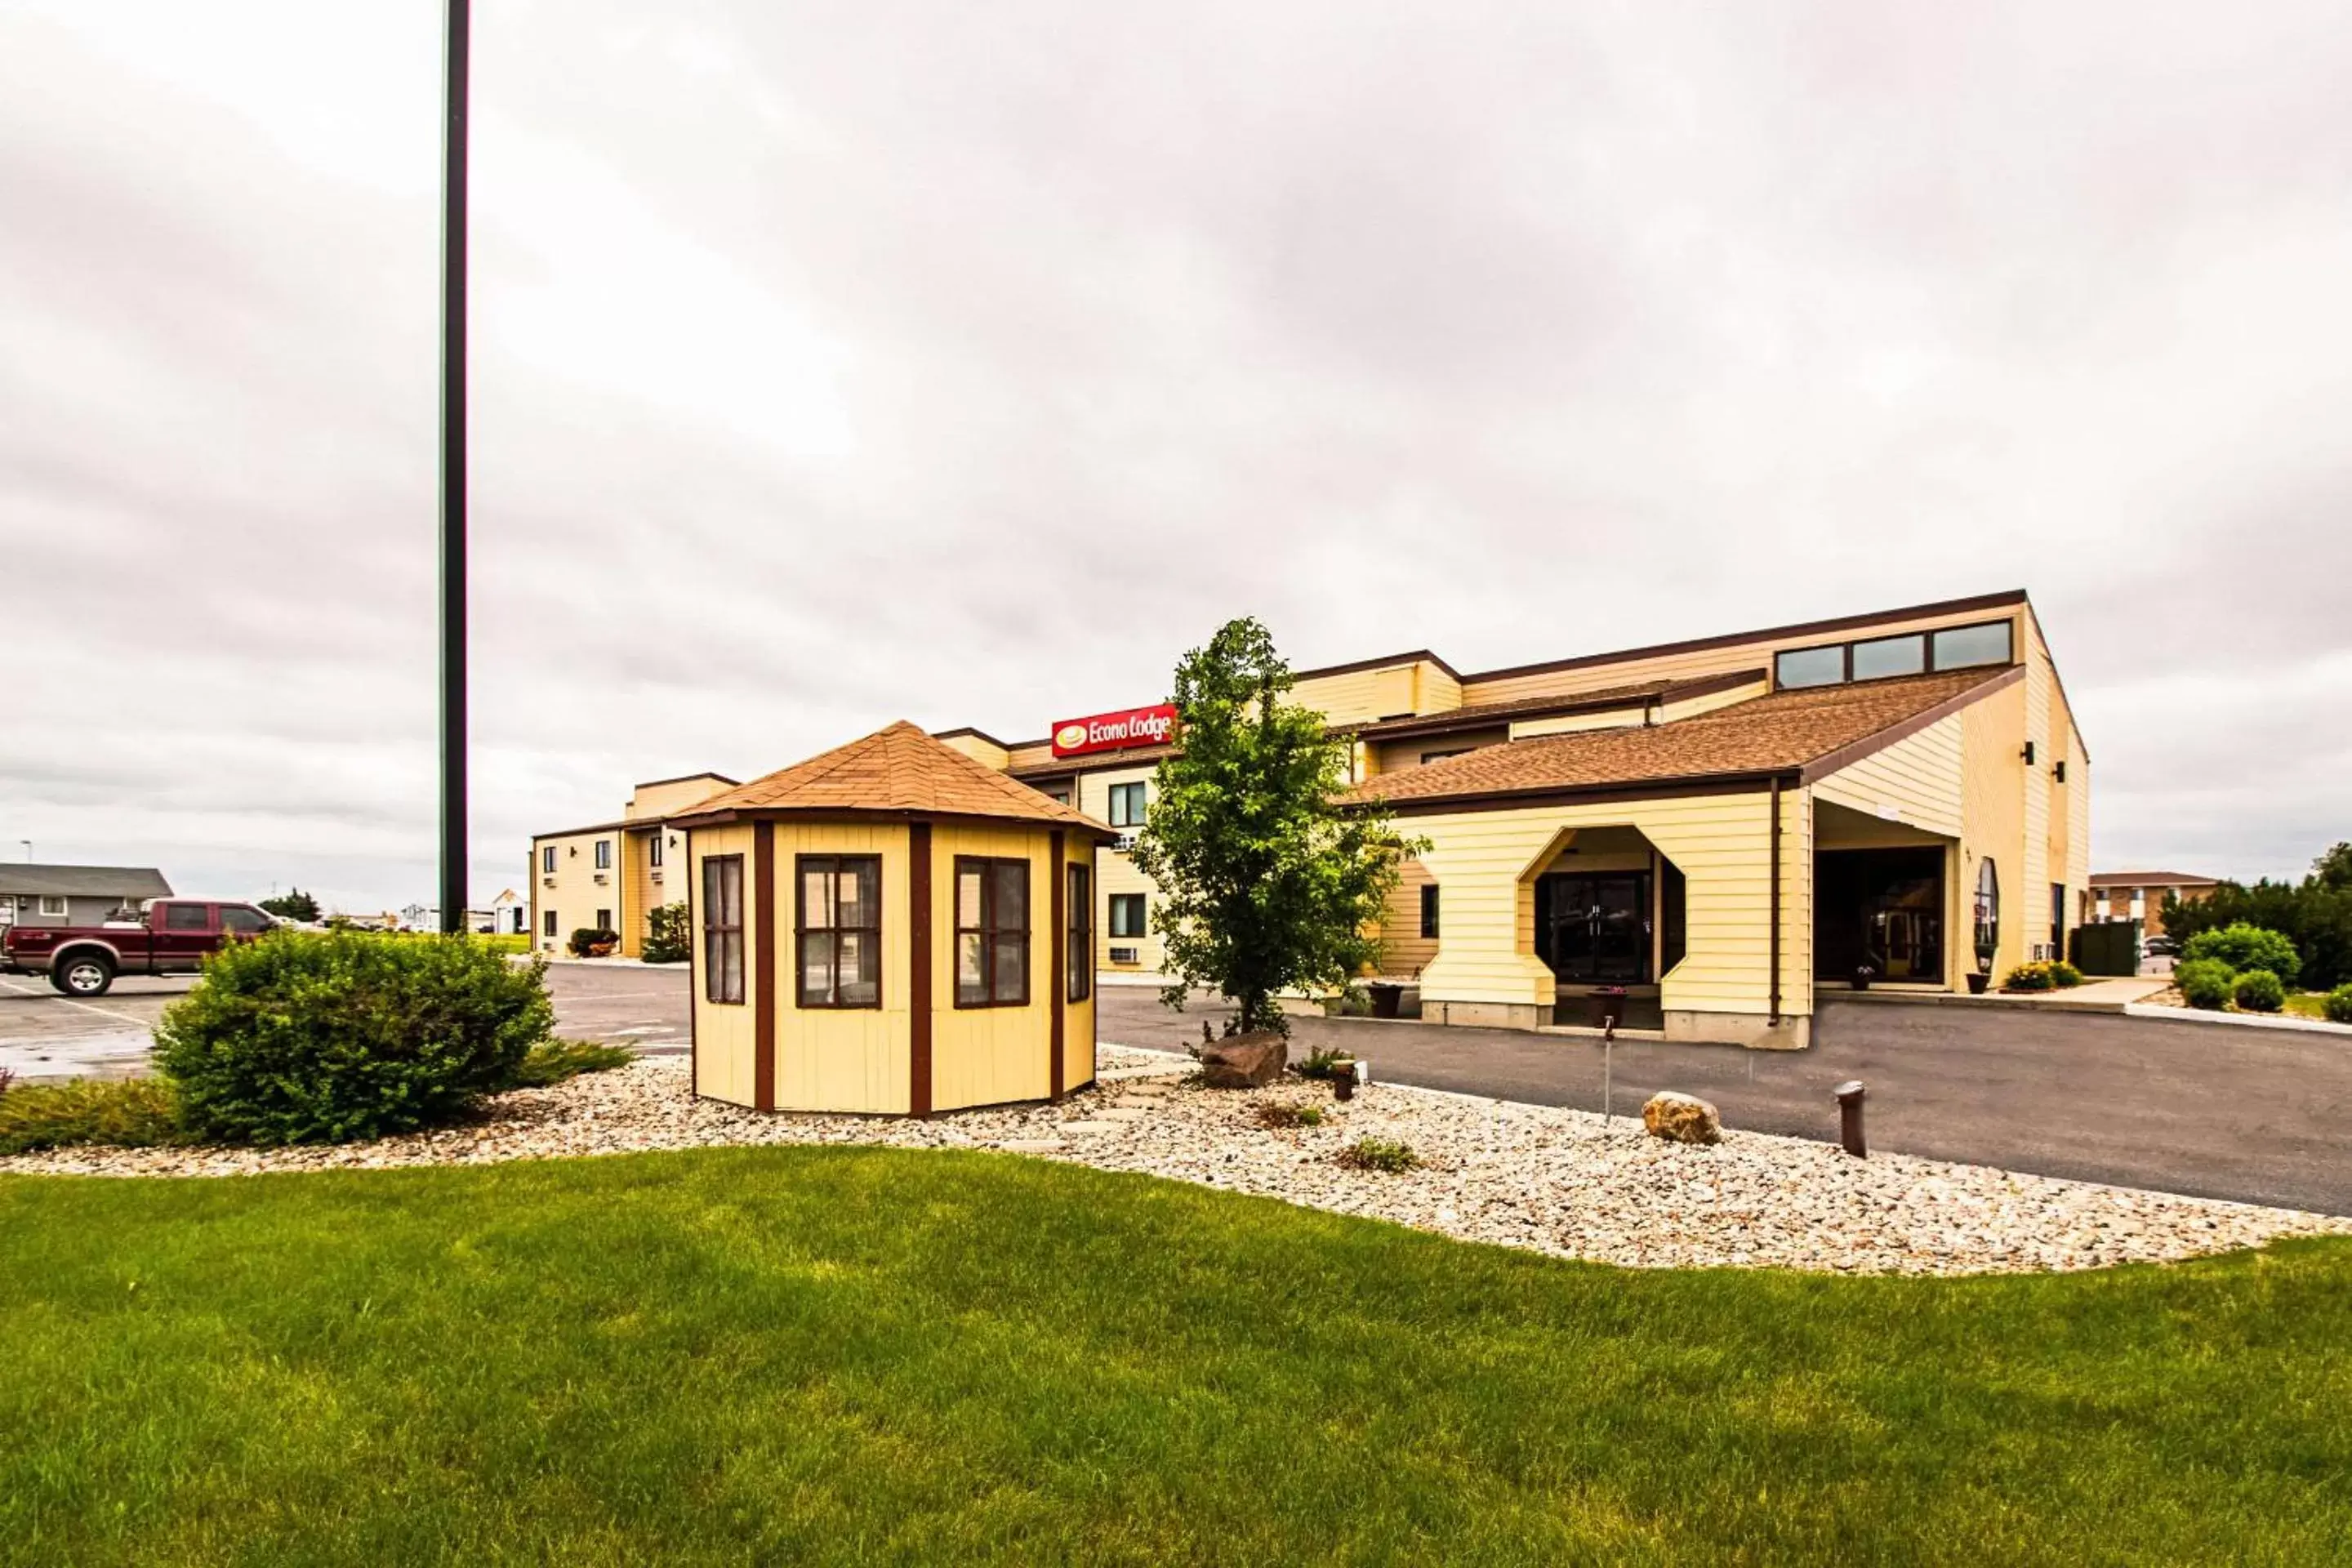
1050, 703, 1178, 759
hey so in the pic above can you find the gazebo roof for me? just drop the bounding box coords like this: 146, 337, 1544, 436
666, 720, 1116, 836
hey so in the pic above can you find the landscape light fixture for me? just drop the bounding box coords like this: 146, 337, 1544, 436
438, 0, 470, 934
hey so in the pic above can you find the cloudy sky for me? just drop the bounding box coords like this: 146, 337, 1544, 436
2, 0, 2347, 913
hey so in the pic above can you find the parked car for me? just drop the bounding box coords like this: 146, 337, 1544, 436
2142, 934, 2180, 958
0, 898, 277, 996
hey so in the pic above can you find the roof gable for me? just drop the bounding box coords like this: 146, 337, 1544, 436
671, 721, 1115, 835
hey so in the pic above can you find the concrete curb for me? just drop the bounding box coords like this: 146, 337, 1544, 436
2122, 1003, 2352, 1037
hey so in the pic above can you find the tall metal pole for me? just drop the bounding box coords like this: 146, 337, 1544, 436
438, 0, 470, 934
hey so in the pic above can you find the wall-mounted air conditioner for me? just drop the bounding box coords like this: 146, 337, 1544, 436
1108, 946, 1138, 964
1112, 832, 1138, 853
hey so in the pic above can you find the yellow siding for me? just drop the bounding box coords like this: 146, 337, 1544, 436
927, 822, 1058, 1113
528, 829, 622, 956
1657, 678, 1769, 722
1508, 707, 1647, 739
772, 822, 915, 1115
1460, 605, 2026, 709
626, 774, 735, 820
1960, 680, 2031, 980
1811, 714, 1965, 840
1076, 764, 1164, 974
1410, 792, 1811, 1018
1414, 661, 1461, 715
688, 825, 758, 1108
1293, 657, 1454, 726
1381, 857, 1438, 976
936, 733, 1011, 770
1370, 728, 1511, 774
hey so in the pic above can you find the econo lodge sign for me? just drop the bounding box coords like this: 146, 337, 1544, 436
1050, 703, 1178, 759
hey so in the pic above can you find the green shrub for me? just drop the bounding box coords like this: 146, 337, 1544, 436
2232, 969, 2286, 1013
153, 930, 553, 1146
2180, 924, 2301, 986
510, 1040, 637, 1088
2048, 960, 2084, 988
0, 1077, 185, 1155
1254, 1102, 1326, 1130
1294, 1048, 1355, 1081
568, 927, 620, 958
1337, 1136, 1419, 1173
2327, 984, 2352, 1026
1324, 987, 1374, 1018
2175, 958, 2236, 1010
641, 902, 692, 964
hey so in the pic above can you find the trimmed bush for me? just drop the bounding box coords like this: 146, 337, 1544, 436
2175, 958, 2235, 1010
153, 930, 553, 1146
2327, 984, 2352, 1026
568, 927, 621, 958
1337, 1136, 1419, 1173
0, 1077, 184, 1156
2231, 969, 2286, 1013
2180, 924, 2301, 986
641, 902, 692, 964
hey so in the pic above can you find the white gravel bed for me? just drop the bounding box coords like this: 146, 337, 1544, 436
6, 1046, 2345, 1276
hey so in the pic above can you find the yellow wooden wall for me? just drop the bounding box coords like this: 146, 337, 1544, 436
1811, 714, 1966, 840
1959, 679, 2031, 980
688, 823, 758, 1108
1406, 791, 1811, 1018
1074, 764, 1165, 974
1381, 857, 1439, 976
927, 822, 1062, 1113
772, 822, 915, 1115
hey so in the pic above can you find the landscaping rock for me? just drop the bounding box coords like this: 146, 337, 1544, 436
1642, 1092, 1722, 1145
1196, 1031, 1287, 1089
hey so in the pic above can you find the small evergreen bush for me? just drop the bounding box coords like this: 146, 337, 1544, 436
1999, 961, 2060, 991
2174, 958, 2236, 1010
153, 930, 553, 1146
2327, 984, 2352, 1026
2180, 924, 2301, 986
2231, 969, 2286, 1013
641, 902, 693, 964
1294, 1048, 1354, 1081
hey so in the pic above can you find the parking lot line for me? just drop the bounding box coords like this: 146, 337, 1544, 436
0, 976, 158, 1030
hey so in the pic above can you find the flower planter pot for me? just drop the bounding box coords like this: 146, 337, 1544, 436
1851, 971, 1873, 991
1966, 973, 1990, 995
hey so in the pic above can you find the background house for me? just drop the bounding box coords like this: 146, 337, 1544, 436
2089, 871, 2217, 938
0, 864, 172, 928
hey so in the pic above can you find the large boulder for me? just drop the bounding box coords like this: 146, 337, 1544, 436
1642, 1091, 1722, 1145
1196, 1031, 1288, 1089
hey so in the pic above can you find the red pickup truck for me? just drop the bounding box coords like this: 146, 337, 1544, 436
1, 900, 278, 997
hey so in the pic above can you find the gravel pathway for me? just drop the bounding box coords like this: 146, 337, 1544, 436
7, 1047, 2345, 1276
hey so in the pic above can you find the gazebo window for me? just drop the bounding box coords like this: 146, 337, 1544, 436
956, 857, 1030, 1007
797, 855, 881, 1009
1067, 863, 1092, 1003
702, 855, 744, 1004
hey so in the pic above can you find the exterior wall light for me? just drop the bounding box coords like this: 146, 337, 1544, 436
2054, 760, 2067, 783
2021, 741, 2037, 765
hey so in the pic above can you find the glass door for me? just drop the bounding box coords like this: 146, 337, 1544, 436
1535, 873, 1651, 983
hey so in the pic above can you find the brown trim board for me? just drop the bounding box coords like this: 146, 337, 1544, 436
1292, 646, 1463, 683
1380, 774, 1786, 816
1796, 665, 2024, 785
753, 822, 777, 1112
684, 827, 698, 1100
909, 820, 933, 1117
632, 770, 740, 791
1049, 828, 1066, 1100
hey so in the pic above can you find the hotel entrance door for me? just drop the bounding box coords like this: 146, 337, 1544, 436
1535, 872, 1651, 984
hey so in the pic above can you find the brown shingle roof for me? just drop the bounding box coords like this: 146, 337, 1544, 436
668, 721, 1115, 835
1355, 669, 1767, 742
1349, 667, 2018, 808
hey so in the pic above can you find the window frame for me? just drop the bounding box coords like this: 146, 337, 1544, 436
594, 839, 612, 870
649, 834, 664, 869
1067, 862, 1092, 1003
954, 856, 1031, 1009
541, 844, 556, 874
38, 894, 69, 918
1973, 858, 2001, 958
161, 902, 211, 933
702, 854, 746, 1005
1107, 892, 1147, 939
543, 909, 558, 940
795, 853, 883, 1010
1107, 781, 1148, 828
1419, 883, 1440, 940
1775, 618, 2018, 692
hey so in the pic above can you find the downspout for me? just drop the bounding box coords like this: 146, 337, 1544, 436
1767, 776, 1783, 1025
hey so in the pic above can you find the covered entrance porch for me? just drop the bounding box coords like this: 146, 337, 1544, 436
1811, 800, 1958, 991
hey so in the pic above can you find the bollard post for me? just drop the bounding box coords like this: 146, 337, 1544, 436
1602, 1016, 1616, 1125
1833, 1080, 1867, 1158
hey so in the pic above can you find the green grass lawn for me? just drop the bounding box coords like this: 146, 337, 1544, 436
2283, 991, 2336, 1022
4, 1152, 2349, 1566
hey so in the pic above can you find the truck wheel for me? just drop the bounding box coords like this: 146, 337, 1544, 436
54, 955, 117, 998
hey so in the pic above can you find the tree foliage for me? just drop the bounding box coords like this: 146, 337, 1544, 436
2162, 842, 2351, 990
642, 902, 693, 964
260, 888, 322, 922
1130, 617, 1422, 1036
